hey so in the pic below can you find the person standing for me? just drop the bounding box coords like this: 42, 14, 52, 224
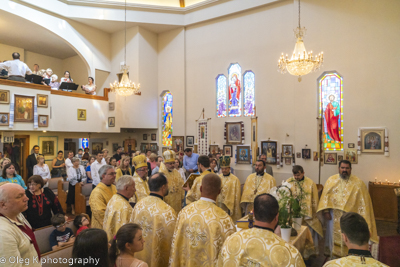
66, 158, 87, 214
103, 175, 136, 240
81, 76, 97, 95
185, 155, 213, 205
169, 174, 236, 267
251, 154, 273, 176
131, 155, 150, 204
51, 151, 66, 178
217, 156, 242, 222
116, 155, 133, 181
91, 151, 106, 189
151, 156, 163, 175
33, 155, 51, 187
317, 160, 378, 258
0, 52, 32, 82
217, 194, 305, 266
101, 149, 109, 165
26, 145, 42, 179
113, 146, 123, 162
89, 165, 117, 229
65, 151, 75, 173
0, 163, 27, 189
174, 158, 185, 182
130, 172, 176, 267
159, 150, 184, 214
183, 148, 199, 177
241, 160, 276, 215
0, 183, 41, 266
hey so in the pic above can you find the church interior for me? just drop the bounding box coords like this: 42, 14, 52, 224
0, 0, 399, 266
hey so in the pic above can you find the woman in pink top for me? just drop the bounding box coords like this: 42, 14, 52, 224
148, 153, 157, 171
109, 223, 148, 267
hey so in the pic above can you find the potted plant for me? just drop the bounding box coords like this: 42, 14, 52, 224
290, 179, 309, 231
271, 182, 294, 243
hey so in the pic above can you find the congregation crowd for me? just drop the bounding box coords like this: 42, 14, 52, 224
0, 142, 386, 266
0, 52, 97, 94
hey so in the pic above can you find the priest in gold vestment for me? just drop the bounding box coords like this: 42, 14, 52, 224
240, 160, 276, 215
317, 160, 378, 258
185, 155, 213, 205
131, 155, 150, 203
217, 193, 305, 267
89, 165, 117, 229
130, 172, 177, 267
169, 173, 236, 267
217, 156, 242, 222
103, 175, 136, 240
159, 150, 184, 213
286, 165, 323, 258
323, 212, 388, 267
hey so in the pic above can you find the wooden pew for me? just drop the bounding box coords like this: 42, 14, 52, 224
75, 183, 92, 215
41, 244, 73, 267
48, 177, 63, 196
58, 180, 69, 212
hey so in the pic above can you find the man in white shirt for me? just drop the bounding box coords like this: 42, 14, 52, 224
64, 151, 74, 173
101, 149, 109, 164
91, 151, 105, 188
0, 52, 32, 82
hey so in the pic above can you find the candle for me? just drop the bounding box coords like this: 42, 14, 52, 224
379, 180, 381, 184
385, 179, 388, 184
374, 177, 377, 184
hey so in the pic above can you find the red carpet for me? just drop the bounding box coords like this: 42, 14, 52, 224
378, 236, 400, 266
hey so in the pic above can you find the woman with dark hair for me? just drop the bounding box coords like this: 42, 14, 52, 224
52, 150, 66, 178
72, 228, 109, 267
24, 175, 63, 229
81, 77, 97, 95
0, 163, 26, 189
109, 223, 147, 267
73, 213, 90, 236
60, 70, 73, 83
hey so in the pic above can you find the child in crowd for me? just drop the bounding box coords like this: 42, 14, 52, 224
49, 214, 75, 251
74, 213, 90, 236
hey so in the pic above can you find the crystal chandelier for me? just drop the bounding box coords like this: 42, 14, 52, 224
278, 0, 323, 82
110, 0, 140, 96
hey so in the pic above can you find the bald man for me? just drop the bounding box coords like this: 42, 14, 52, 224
0, 184, 41, 266
169, 174, 236, 267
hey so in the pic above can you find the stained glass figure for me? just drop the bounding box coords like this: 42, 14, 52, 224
228, 63, 242, 117
162, 91, 173, 147
216, 74, 227, 118
319, 72, 343, 150
243, 71, 255, 117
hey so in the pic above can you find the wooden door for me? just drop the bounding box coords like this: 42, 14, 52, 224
124, 139, 136, 155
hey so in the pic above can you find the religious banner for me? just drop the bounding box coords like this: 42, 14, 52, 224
197, 119, 209, 155
251, 117, 258, 166
317, 117, 324, 167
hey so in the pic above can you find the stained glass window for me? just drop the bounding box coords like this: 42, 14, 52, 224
162, 91, 173, 147
216, 75, 227, 118
228, 63, 242, 117
243, 71, 255, 117
319, 72, 343, 151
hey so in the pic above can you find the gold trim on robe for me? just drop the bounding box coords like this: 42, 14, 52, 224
317, 174, 378, 258
185, 170, 213, 205
169, 199, 236, 267
131, 172, 150, 203
89, 182, 117, 229
217, 227, 306, 267
130, 195, 177, 267
217, 173, 242, 222
159, 162, 184, 214
103, 194, 133, 241
240, 173, 276, 214
323, 255, 389, 267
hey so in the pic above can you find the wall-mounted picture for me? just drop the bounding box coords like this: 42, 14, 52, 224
200, 126, 205, 139
14, 95, 34, 122
92, 142, 103, 155
109, 102, 115, 111
225, 122, 242, 144
223, 145, 232, 157
140, 143, 149, 153
296, 152, 301, 158
186, 136, 194, 147
172, 136, 184, 152
261, 141, 277, 164
237, 145, 251, 164
77, 109, 86, 121
324, 153, 337, 165
282, 144, 293, 158
41, 141, 54, 156
151, 133, 156, 141
344, 148, 358, 164
313, 151, 319, 161
302, 149, 311, 159
150, 143, 158, 152
209, 145, 219, 155
38, 115, 49, 127
285, 157, 292, 165
338, 155, 344, 162
143, 134, 147, 140
0, 90, 10, 104
112, 143, 119, 153
348, 143, 355, 148
108, 117, 115, 127
37, 94, 48, 108
0, 113, 9, 126
360, 128, 384, 153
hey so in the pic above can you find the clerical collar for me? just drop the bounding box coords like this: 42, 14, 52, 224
200, 197, 216, 204
117, 193, 129, 202
348, 249, 373, 258
295, 177, 305, 182
150, 193, 163, 200
206, 169, 212, 172
223, 173, 230, 177
254, 225, 274, 233
256, 173, 264, 177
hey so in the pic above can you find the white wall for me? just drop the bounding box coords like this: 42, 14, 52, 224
0, 43, 24, 61
24, 51, 63, 78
